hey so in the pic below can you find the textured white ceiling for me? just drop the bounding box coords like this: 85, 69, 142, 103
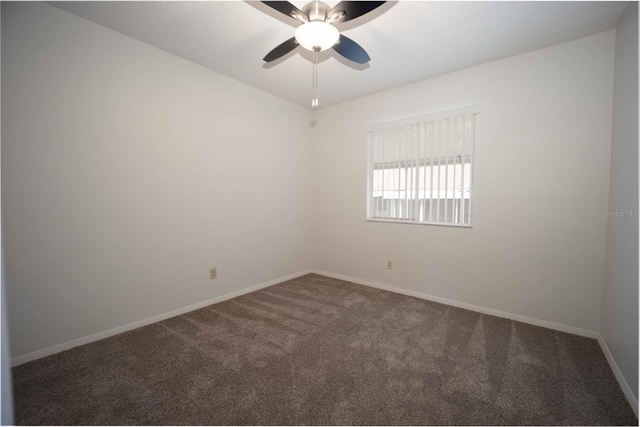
50, 1, 628, 109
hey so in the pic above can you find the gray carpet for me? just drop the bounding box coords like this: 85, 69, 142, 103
12, 274, 637, 425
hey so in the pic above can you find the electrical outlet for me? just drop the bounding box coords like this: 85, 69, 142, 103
210, 268, 217, 280
387, 260, 393, 270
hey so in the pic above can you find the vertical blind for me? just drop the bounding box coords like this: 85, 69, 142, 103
367, 105, 479, 226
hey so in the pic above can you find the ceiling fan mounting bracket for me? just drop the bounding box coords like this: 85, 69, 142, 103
326, 10, 346, 24
289, 9, 308, 23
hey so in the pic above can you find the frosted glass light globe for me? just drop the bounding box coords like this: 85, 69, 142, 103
294, 21, 340, 52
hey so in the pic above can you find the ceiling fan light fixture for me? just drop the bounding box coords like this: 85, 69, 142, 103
294, 21, 340, 52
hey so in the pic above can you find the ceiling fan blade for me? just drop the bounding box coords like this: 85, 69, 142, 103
327, 1, 386, 23
261, 1, 308, 23
263, 37, 299, 62
332, 35, 370, 64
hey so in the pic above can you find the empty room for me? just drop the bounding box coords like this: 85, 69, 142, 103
0, 0, 638, 425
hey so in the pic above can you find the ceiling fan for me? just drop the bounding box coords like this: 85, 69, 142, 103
262, 1, 386, 64
261, 1, 387, 106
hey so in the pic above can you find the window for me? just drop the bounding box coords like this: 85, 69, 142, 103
367, 105, 479, 227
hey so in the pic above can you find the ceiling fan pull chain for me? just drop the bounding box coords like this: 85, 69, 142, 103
312, 47, 319, 107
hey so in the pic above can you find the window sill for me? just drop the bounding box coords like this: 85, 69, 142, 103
366, 218, 473, 228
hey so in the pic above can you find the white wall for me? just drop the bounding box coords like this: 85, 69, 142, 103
311, 30, 615, 332
601, 2, 639, 402
2, 2, 311, 359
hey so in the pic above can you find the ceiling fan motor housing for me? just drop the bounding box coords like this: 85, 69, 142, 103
301, 2, 332, 21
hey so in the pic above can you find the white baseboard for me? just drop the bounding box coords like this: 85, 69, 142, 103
597, 335, 639, 417
11, 269, 312, 367
311, 269, 599, 339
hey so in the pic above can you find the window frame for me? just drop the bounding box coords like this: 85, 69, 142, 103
366, 105, 480, 228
